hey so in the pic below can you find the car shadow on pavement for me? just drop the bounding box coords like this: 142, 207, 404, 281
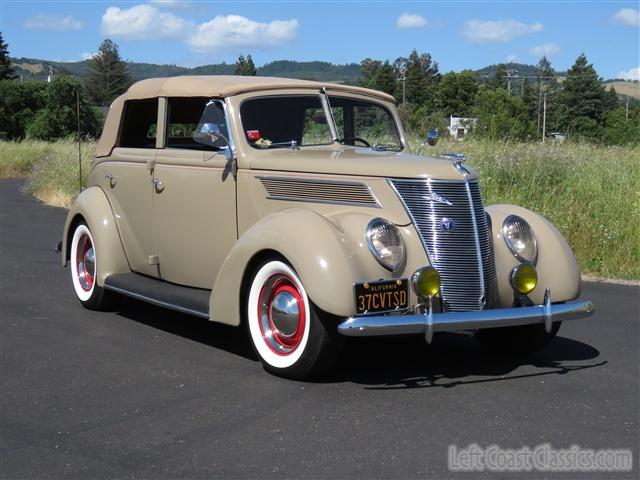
113, 296, 257, 361
111, 296, 605, 387
325, 332, 606, 389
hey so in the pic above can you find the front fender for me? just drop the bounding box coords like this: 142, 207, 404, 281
210, 208, 368, 326
62, 186, 130, 286
486, 204, 581, 306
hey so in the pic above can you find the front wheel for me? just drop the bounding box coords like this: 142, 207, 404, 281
246, 259, 343, 379
69, 222, 112, 310
474, 322, 561, 354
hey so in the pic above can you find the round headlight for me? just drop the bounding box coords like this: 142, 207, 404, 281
366, 218, 405, 271
502, 215, 538, 263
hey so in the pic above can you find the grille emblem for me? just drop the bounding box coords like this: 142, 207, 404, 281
423, 192, 453, 206
441, 217, 455, 232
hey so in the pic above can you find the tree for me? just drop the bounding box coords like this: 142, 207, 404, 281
533, 56, 559, 135
557, 53, 608, 139
0, 31, 15, 80
601, 107, 640, 145
358, 58, 382, 87
26, 76, 102, 140
0, 80, 46, 140
85, 39, 132, 106
489, 64, 508, 90
369, 61, 397, 96
234, 54, 257, 76
435, 70, 478, 117
393, 50, 439, 107
472, 88, 534, 140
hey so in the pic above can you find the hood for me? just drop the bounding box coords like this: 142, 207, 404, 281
245, 146, 478, 182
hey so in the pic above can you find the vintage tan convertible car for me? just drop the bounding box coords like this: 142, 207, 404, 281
61, 76, 594, 378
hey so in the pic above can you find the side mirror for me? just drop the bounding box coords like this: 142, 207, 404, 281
426, 128, 439, 146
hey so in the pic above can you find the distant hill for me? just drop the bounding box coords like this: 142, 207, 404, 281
10, 57, 362, 84
10, 57, 638, 100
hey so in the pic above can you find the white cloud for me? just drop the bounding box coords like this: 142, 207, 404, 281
149, 0, 191, 7
396, 13, 427, 29
616, 66, 640, 81
462, 19, 543, 43
612, 8, 640, 27
530, 42, 560, 57
101, 4, 191, 40
188, 15, 298, 52
506, 53, 518, 63
24, 14, 84, 31
100, 5, 298, 52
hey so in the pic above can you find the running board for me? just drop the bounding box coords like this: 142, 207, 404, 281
103, 273, 211, 319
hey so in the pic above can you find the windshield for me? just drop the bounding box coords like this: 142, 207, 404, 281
240, 95, 333, 148
329, 96, 402, 150
240, 94, 402, 150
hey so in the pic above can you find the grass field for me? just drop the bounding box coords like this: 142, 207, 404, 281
1, 138, 638, 280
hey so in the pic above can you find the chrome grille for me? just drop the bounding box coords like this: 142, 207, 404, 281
258, 176, 379, 208
390, 179, 496, 312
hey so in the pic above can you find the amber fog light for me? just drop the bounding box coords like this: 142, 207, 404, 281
412, 266, 441, 298
511, 263, 538, 294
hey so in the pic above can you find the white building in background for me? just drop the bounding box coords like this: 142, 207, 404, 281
448, 116, 477, 141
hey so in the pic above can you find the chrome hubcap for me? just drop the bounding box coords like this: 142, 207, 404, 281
258, 274, 305, 355
76, 234, 95, 292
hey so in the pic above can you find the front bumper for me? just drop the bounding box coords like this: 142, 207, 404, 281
337, 293, 595, 343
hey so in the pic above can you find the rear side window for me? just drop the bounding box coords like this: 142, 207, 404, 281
119, 99, 158, 149
166, 97, 229, 150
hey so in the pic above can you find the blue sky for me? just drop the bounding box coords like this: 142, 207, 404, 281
1, 0, 639, 79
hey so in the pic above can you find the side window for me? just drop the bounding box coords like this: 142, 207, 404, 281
119, 99, 158, 148
167, 97, 229, 150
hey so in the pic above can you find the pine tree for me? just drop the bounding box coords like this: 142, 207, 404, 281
558, 53, 608, 139
534, 56, 560, 135
369, 61, 397, 96
489, 64, 508, 90
85, 39, 132, 106
0, 32, 15, 80
395, 49, 439, 107
234, 55, 257, 76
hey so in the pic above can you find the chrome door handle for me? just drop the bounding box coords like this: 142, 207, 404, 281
152, 178, 163, 187
104, 173, 116, 188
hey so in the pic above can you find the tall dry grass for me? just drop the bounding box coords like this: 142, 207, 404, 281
1, 138, 638, 279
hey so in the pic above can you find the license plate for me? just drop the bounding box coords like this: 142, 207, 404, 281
354, 278, 409, 315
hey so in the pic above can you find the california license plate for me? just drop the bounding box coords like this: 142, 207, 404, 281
354, 279, 409, 315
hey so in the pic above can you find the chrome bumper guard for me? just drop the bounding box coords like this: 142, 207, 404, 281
337, 291, 595, 344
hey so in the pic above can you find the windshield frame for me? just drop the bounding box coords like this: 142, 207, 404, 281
237, 90, 405, 151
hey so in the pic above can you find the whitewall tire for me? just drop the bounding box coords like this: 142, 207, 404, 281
246, 259, 343, 379
69, 222, 111, 310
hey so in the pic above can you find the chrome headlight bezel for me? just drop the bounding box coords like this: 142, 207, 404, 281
366, 218, 406, 272
502, 215, 538, 264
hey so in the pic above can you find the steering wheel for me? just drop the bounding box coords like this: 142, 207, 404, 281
339, 136, 371, 147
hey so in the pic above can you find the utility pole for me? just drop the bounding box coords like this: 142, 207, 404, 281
626, 96, 630, 122
506, 69, 518, 95
401, 70, 406, 105
537, 80, 543, 134
542, 92, 548, 142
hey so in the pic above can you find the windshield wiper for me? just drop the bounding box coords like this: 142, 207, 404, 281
372, 143, 402, 152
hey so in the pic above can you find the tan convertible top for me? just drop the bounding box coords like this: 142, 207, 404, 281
125, 75, 396, 102
95, 75, 395, 157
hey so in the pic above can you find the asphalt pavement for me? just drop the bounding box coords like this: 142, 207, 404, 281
1, 179, 638, 479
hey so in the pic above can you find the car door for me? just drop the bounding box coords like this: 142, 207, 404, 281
152, 97, 237, 289
101, 98, 159, 278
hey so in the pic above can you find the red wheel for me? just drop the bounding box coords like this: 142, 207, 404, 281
246, 259, 343, 379
69, 222, 111, 310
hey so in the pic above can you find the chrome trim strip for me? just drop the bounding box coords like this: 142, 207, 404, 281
257, 175, 381, 208
103, 284, 210, 319
337, 299, 595, 337
458, 165, 486, 306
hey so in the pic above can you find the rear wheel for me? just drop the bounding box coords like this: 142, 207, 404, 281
246, 259, 343, 379
70, 222, 111, 310
475, 322, 561, 354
